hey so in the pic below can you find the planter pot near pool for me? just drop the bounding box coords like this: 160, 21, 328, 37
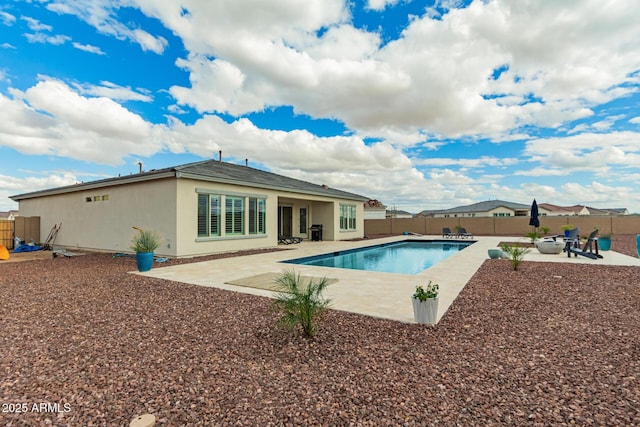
136, 252, 154, 272
412, 297, 438, 324
598, 237, 611, 251
488, 249, 503, 259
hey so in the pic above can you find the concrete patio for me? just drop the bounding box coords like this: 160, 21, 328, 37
139, 235, 640, 324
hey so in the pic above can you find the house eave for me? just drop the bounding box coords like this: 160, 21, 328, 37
11, 169, 368, 203
10, 171, 177, 201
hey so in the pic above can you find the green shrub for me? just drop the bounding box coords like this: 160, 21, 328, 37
500, 244, 530, 271
272, 270, 331, 337
412, 281, 439, 301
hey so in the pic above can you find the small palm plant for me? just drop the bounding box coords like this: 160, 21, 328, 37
526, 231, 541, 244
272, 270, 331, 337
500, 244, 530, 271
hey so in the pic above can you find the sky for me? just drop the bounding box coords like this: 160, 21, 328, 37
1, 0, 640, 214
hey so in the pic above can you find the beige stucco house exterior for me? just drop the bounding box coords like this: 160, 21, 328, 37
10, 160, 368, 257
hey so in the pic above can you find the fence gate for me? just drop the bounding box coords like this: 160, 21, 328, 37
0, 220, 14, 250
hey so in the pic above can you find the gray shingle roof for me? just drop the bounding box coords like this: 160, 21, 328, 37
176, 160, 368, 200
11, 159, 369, 201
418, 199, 530, 216
444, 199, 530, 213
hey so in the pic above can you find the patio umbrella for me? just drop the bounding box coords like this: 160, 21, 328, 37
529, 199, 540, 228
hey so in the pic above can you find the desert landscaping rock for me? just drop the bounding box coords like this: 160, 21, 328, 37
1, 235, 638, 425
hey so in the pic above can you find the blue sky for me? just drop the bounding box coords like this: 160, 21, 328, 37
1, 0, 640, 213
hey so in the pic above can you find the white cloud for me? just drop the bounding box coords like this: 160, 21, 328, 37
523, 132, 640, 170
21, 16, 52, 31
0, 11, 16, 26
414, 156, 519, 168
132, 28, 167, 54
72, 42, 105, 55
302, 25, 381, 61
0, 78, 160, 164
366, 0, 400, 11
514, 167, 569, 177
46, 0, 168, 54
0, 172, 78, 210
24, 33, 71, 45
72, 80, 153, 102
630, 116, 640, 124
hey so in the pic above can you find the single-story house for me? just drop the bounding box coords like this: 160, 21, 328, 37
386, 209, 413, 219
10, 159, 369, 257
363, 199, 387, 220
421, 200, 531, 218
538, 204, 629, 216
0, 210, 19, 220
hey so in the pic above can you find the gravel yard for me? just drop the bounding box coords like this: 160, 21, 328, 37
1, 235, 639, 426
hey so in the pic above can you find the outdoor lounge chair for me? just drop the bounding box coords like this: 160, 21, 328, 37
565, 229, 602, 259
457, 227, 473, 239
442, 228, 456, 238
278, 235, 294, 245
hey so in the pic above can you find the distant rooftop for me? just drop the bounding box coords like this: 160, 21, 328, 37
418, 199, 530, 216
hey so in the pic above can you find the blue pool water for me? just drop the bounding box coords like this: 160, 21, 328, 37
283, 240, 474, 275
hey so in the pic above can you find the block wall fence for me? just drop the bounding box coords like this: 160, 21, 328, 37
364, 215, 640, 237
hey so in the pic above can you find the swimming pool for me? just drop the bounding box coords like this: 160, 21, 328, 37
283, 240, 474, 275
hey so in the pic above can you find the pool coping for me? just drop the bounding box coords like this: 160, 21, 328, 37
138, 235, 640, 324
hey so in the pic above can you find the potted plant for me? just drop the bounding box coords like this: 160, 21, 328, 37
412, 281, 439, 324
130, 227, 162, 272
598, 231, 612, 251
561, 224, 574, 238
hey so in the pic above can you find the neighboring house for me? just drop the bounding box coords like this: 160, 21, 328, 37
539, 203, 589, 216
539, 204, 629, 216
363, 199, 387, 220
386, 209, 413, 219
0, 210, 19, 220
10, 159, 369, 257
421, 200, 531, 218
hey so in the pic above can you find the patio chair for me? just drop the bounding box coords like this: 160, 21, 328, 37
565, 229, 602, 259
562, 228, 580, 256
442, 228, 456, 238
278, 235, 294, 245
457, 227, 473, 239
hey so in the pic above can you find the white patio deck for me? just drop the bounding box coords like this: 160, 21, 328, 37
138, 235, 640, 324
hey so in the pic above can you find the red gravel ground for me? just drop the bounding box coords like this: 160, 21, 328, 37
1, 235, 639, 426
